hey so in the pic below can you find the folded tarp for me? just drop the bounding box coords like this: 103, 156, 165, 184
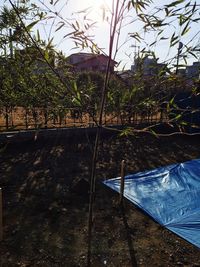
103, 159, 200, 249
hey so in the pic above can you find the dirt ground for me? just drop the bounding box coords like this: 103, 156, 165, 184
0, 132, 200, 267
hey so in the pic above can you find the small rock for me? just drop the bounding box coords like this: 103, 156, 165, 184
176, 262, 183, 266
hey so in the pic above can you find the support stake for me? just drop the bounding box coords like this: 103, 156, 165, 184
120, 160, 126, 204
0, 188, 2, 241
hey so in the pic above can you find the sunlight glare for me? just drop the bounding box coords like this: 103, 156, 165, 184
76, 0, 112, 24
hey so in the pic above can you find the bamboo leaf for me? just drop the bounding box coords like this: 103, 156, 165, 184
170, 32, 179, 47
175, 114, 182, 120
170, 97, 175, 105
157, 29, 164, 36
166, 0, 185, 8
179, 14, 183, 26
72, 97, 81, 106
192, 1, 197, 13
185, 1, 190, 8
36, 29, 40, 42
128, 1, 132, 10
54, 0, 60, 5
119, 127, 133, 137
188, 50, 198, 59
26, 20, 39, 31
181, 22, 190, 36
55, 22, 64, 32
150, 40, 156, 47
76, 20, 80, 29
63, 31, 76, 38
44, 50, 49, 61
150, 129, 158, 138
165, 7, 169, 16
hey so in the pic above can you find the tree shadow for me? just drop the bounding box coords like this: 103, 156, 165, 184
120, 203, 138, 267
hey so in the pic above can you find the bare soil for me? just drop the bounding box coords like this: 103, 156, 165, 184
0, 132, 200, 266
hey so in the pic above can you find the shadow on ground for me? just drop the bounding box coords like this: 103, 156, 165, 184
0, 133, 200, 266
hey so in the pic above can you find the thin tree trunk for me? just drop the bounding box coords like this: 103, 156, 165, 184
5, 106, 9, 130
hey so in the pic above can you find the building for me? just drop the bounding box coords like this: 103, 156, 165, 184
131, 56, 166, 76
67, 53, 117, 73
177, 68, 187, 77
186, 62, 200, 79
116, 70, 133, 85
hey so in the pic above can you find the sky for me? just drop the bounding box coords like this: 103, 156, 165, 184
1, 0, 200, 70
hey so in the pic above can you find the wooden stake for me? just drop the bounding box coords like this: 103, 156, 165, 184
0, 188, 2, 241
120, 160, 126, 204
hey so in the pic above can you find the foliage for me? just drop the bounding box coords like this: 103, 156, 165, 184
0, 0, 199, 131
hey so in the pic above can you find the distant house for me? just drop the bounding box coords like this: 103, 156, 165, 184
131, 56, 166, 76
186, 62, 200, 79
177, 68, 187, 77
116, 70, 133, 85
67, 53, 117, 73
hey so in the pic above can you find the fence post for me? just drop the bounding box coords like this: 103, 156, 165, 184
120, 160, 126, 204
0, 188, 3, 241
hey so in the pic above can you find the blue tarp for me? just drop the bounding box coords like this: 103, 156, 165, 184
103, 159, 200, 249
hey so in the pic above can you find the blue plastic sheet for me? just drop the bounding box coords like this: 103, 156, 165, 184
103, 159, 200, 249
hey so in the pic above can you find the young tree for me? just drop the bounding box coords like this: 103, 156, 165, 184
1, 1, 199, 266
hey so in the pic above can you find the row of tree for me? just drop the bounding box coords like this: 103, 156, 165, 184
0, 1, 199, 130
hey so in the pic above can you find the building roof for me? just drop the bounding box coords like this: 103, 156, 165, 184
69, 53, 117, 65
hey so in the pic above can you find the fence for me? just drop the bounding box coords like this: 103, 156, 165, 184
0, 106, 168, 132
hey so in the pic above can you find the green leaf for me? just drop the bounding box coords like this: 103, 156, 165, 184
180, 121, 188, 125
150, 129, 158, 138
54, 0, 60, 5
165, 7, 169, 16
119, 127, 133, 137
188, 50, 198, 59
36, 29, 40, 42
175, 114, 182, 120
170, 96, 175, 105
181, 20, 190, 36
63, 30, 76, 38
72, 97, 81, 107
128, 1, 132, 10
129, 32, 142, 42
75, 20, 80, 29
55, 22, 65, 32
26, 20, 39, 31
166, 0, 185, 8
44, 50, 49, 61
170, 32, 179, 47
179, 14, 183, 26
192, 1, 197, 13
185, 1, 190, 8
46, 37, 54, 49
150, 40, 156, 47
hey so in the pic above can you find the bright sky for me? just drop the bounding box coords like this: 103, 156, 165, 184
1, 0, 200, 70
